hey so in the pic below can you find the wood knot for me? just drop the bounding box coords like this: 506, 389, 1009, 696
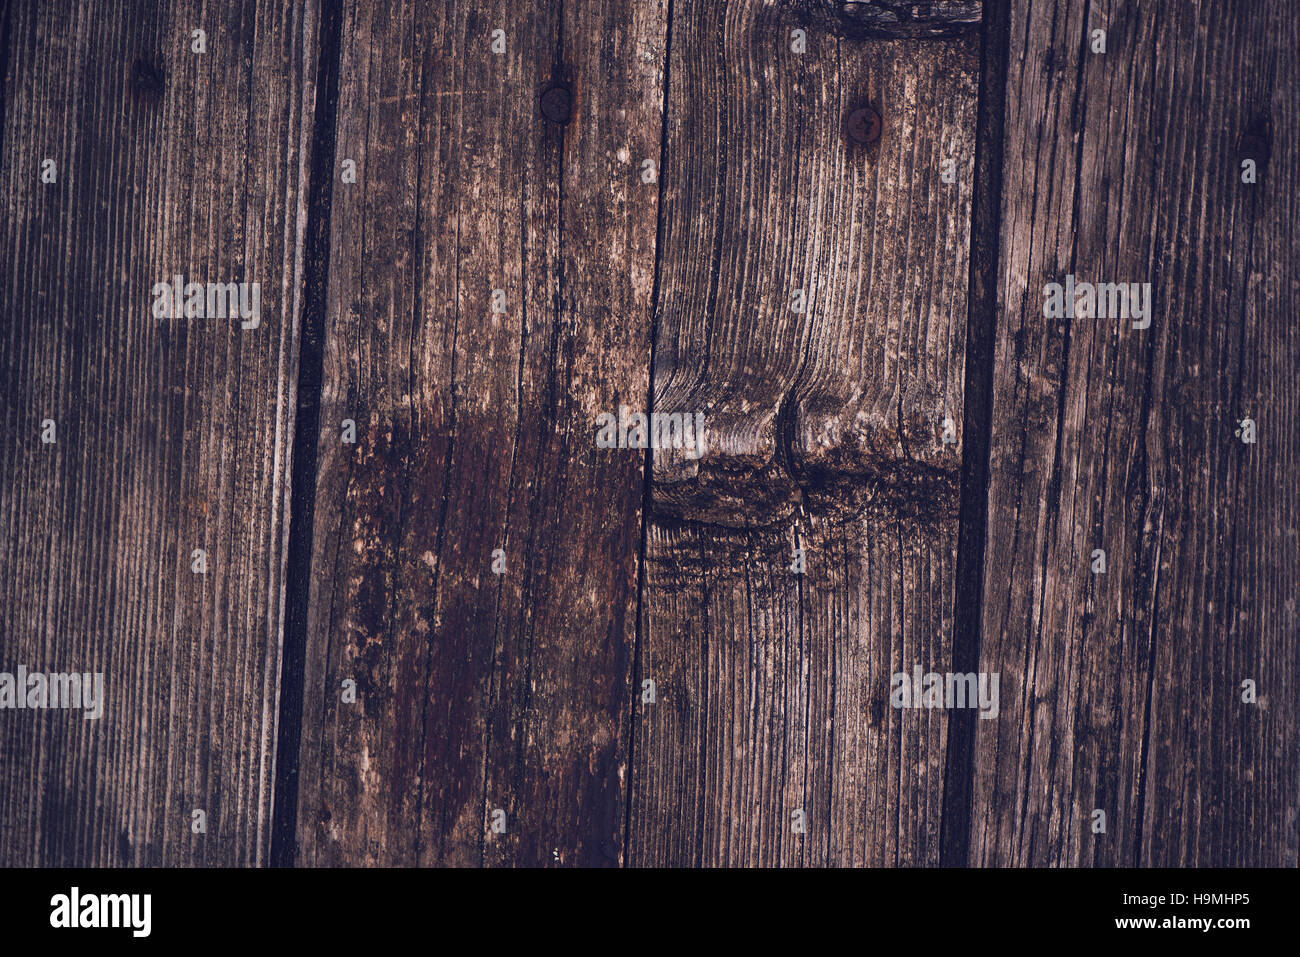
131, 58, 166, 97
649, 394, 961, 530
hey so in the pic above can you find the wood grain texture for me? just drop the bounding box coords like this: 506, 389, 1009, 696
630, 0, 978, 865
290, 0, 668, 867
968, 0, 1300, 866
5, 0, 1294, 870
0, 0, 318, 864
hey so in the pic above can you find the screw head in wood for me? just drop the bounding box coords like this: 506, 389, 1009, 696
846, 106, 881, 145
540, 84, 573, 124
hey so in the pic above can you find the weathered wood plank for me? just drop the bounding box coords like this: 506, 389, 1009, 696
9, 0, 1289, 873
0, 0, 318, 865
291, 0, 667, 867
968, 0, 1299, 866
630, 0, 978, 865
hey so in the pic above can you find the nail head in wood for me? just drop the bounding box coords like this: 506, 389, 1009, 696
846, 106, 881, 145
540, 84, 573, 124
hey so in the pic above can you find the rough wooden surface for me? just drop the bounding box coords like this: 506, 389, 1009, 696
0, 0, 317, 865
630, 0, 978, 865
3, 0, 1295, 869
796, 1, 984, 40
289, 0, 668, 867
967, 0, 1299, 866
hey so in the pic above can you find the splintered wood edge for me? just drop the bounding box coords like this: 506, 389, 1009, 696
805, 1, 984, 40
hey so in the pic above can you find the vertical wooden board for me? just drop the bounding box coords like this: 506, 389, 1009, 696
1218, 8, 1300, 870
0, 0, 317, 864
293, 0, 667, 867
631, 0, 978, 866
478, 0, 668, 869
291, 0, 452, 870
970, 0, 1299, 866
294, 0, 543, 868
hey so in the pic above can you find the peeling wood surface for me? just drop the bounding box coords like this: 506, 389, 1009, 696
0, 0, 316, 865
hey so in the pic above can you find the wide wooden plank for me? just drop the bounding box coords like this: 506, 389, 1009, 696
967, 0, 1299, 866
289, 0, 668, 866
0, 0, 318, 865
630, 0, 978, 865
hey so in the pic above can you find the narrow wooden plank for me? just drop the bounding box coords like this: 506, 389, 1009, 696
969, 0, 1299, 866
0, 0, 318, 865
292, 0, 668, 866
631, 0, 978, 865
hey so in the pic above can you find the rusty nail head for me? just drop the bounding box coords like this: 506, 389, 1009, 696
846, 106, 881, 145
541, 84, 573, 124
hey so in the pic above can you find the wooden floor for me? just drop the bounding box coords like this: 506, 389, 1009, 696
1, 0, 1296, 867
